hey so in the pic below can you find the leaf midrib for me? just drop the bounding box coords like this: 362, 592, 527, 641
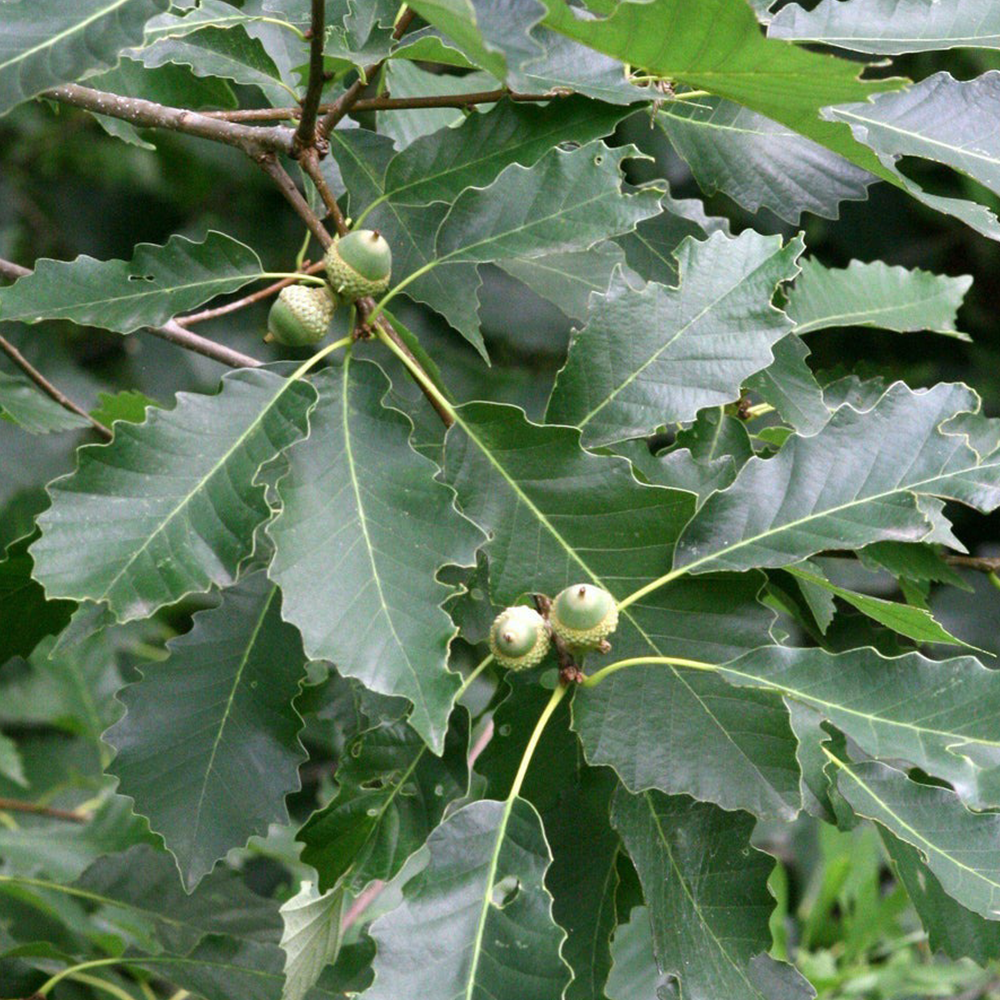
0, 0, 136, 75
94, 371, 302, 616
644, 793, 761, 995
676, 448, 1000, 576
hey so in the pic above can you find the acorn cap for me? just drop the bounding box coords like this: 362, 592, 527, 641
324, 229, 392, 301
267, 284, 335, 346
489, 605, 550, 670
550, 583, 618, 648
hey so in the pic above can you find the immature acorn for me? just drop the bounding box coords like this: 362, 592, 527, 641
324, 229, 392, 301
550, 583, 618, 649
489, 606, 551, 670
267, 284, 335, 346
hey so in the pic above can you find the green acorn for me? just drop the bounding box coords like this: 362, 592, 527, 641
323, 229, 392, 302
550, 584, 618, 649
489, 606, 550, 670
267, 284, 335, 346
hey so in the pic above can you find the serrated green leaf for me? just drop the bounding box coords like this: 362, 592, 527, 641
787, 258, 972, 338
105, 572, 307, 890
606, 906, 673, 1000
279, 881, 345, 1000
443, 401, 694, 605
830, 755, 1000, 920
0, 232, 263, 334
826, 72, 1000, 240
658, 97, 875, 223
498, 241, 625, 323
0, 533, 75, 663
371, 95, 633, 211
881, 830, 1000, 966
433, 142, 660, 263
546, 231, 803, 445
770, 0, 1000, 53
90, 389, 160, 427
671, 382, 1000, 577
0, 732, 27, 787
297, 713, 469, 893
32, 367, 315, 622
708, 645, 1000, 809
363, 797, 571, 1000
443, 404, 803, 817
785, 564, 971, 646
74, 843, 284, 952
0, 0, 168, 118
0, 372, 92, 434
745, 335, 829, 435
612, 788, 815, 1000
538, 0, 902, 182
859, 541, 970, 589
269, 357, 481, 752
132, 8, 297, 104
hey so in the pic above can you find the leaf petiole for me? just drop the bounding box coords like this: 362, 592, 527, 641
582, 654, 717, 688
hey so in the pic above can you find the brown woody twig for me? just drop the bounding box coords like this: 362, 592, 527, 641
316, 7, 417, 141
0, 336, 112, 439
0, 798, 87, 823
204, 89, 560, 122
44, 84, 295, 157
292, 0, 328, 156
177, 260, 327, 327
256, 152, 333, 248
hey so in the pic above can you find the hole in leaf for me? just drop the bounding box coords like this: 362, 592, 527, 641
360, 777, 386, 790
490, 875, 520, 909
128, 274, 157, 282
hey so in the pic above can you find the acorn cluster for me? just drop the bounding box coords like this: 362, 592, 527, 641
488, 583, 619, 672
266, 229, 393, 346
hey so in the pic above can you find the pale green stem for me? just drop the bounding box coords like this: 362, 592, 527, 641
69, 972, 141, 1000
457, 654, 494, 700
582, 654, 718, 689
508, 683, 568, 800
989, 571, 1000, 593
616, 567, 688, 612
38, 957, 122, 996
258, 271, 327, 287
374, 323, 457, 420
366, 260, 438, 326
293, 227, 313, 271
288, 336, 353, 381
745, 402, 775, 420
166, 991, 190, 1000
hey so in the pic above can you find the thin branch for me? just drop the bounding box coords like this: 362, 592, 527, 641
298, 151, 350, 237
0, 335, 112, 439
0, 798, 87, 823
45, 84, 295, 156
256, 152, 333, 248
203, 89, 559, 122
341, 880, 386, 932
0, 257, 30, 281
292, 0, 328, 155
177, 260, 327, 326
146, 320, 263, 368
316, 6, 416, 141
945, 554, 1000, 574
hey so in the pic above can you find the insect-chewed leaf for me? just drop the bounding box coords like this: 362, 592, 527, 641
611, 787, 816, 1000
0, 0, 168, 117
0, 232, 263, 334
105, 572, 308, 890
672, 381, 1000, 576
297, 712, 469, 894
547, 230, 803, 445
31, 367, 314, 622
363, 798, 571, 1000
268, 357, 482, 753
